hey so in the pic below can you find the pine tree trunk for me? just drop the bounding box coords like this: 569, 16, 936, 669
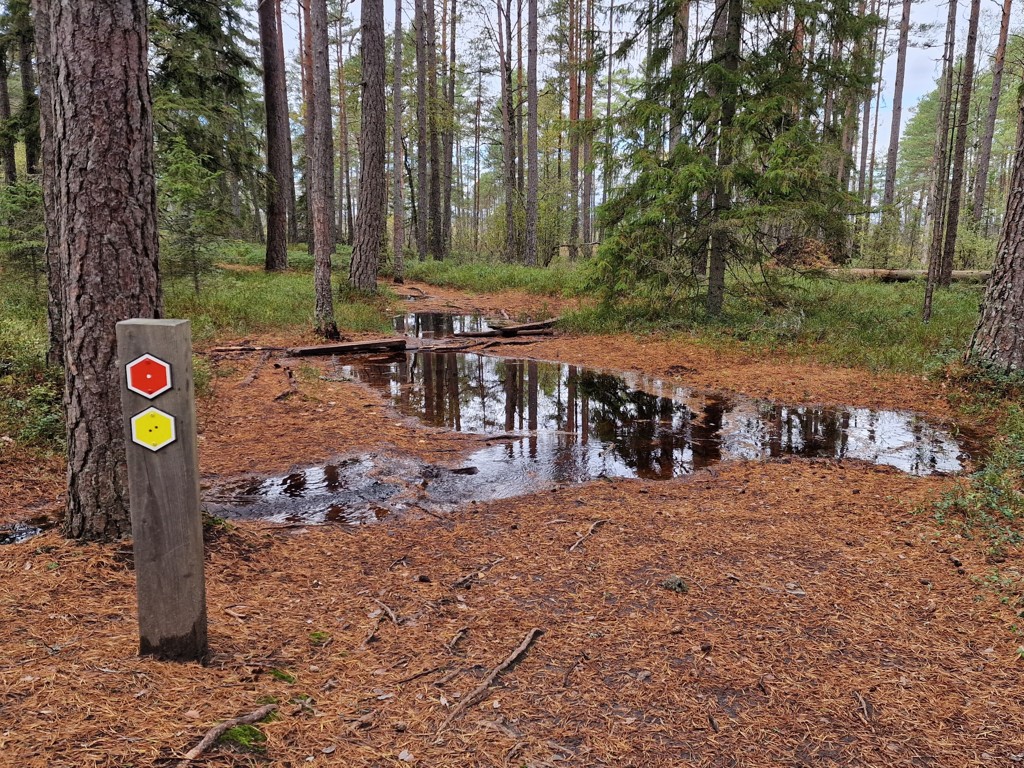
498, 0, 516, 261
415, 0, 429, 260
277, 0, 299, 244
473, 67, 481, 252
40, 0, 161, 540
939, 0, 980, 286
426, 0, 442, 259
441, 0, 456, 258
968, 96, 1024, 373
258, 0, 290, 271
567, 0, 580, 261
309, 0, 338, 336
525, 0, 538, 266
581, 0, 595, 248
972, 0, 1013, 229
32, 0, 61, 366
923, 0, 958, 321
603, 0, 614, 222
0, 53, 16, 184
18, 23, 39, 175
392, 0, 405, 281
351, 0, 386, 291
882, 0, 912, 209
668, 0, 689, 154
338, 37, 355, 246
707, 0, 741, 316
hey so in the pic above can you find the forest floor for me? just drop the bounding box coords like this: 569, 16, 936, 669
1, 281, 1022, 767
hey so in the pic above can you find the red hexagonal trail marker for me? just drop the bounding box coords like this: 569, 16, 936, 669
125, 353, 172, 399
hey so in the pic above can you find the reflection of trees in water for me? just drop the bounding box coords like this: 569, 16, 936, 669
347, 352, 957, 479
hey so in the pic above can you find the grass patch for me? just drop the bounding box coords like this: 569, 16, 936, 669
932, 404, 1024, 558
565, 274, 980, 376
217, 724, 267, 753
405, 257, 589, 296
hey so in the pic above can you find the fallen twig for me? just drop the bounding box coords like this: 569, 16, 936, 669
445, 626, 468, 654
436, 627, 543, 735
395, 665, 447, 685
451, 557, 506, 589
238, 351, 272, 387
568, 519, 610, 552
272, 365, 298, 401
372, 598, 401, 625
562, 651, 589, 687
176, 704, 277, 766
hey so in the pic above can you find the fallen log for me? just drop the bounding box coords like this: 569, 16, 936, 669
826, 268, 989, 283
287, 338, 407, 356
453, 319, 559, 338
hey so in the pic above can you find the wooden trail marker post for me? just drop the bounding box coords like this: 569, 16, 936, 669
117, 319, 208, 662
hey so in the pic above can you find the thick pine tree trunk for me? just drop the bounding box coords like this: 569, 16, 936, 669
882, 0, 911, 209
525, 0, 538, 266
968, 97, 1024, 373
258, 0, 290, 271
668, 0, 689, 154
971, 0, 1013, 229
392, 0, 405, 282
309, 0, 338, 336
38, 0, 161, 540
351, 0, 386, 291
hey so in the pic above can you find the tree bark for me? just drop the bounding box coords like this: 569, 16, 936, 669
309, 0, 338, 336
971, 0, 1013, 228
258, 0, 290, 271
525, 0, 538, 266
32, 0, 61, 366
336, 17, 355, 246
426, 0, 442, 258
351, 0, 386, 291
16, 5, 39, 176
441, 0, 456, 257
923, 0, 958, 321
939, 0, 980, 286
968, 97, 1024, 373
581, 0, 595, 247
0, 50, 16, 184
392, 0, 405, 281
707, 0, 741, 316
882, 0, 911, 209
276, 0, 300, 244
669, 0, 689, 154
40, 0, 161, 540
497, 0, 516, 261
414, 0, 429, 260
567, 0, 580, 261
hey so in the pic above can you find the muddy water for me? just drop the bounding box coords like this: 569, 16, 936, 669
392, 312, 494, 338
208, 329, 966, 525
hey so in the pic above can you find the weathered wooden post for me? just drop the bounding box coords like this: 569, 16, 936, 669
116, 319, 207, 662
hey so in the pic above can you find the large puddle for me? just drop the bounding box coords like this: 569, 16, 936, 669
207, 318, 967, 525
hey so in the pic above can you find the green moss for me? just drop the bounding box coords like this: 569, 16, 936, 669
217, 723, 266, 752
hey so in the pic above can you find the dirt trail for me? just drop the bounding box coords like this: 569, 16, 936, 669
1, 283, 1021, 767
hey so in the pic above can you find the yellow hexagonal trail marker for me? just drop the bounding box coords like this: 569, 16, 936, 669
130, 406, 177, 452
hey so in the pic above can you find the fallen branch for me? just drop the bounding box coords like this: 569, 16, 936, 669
204, 345, 286, 354
568, 519, 610, 552
436, 627, 543, 735
288, 338, 406, 357
445, 627, 468, 654
238, 351, 272, 387
453, 318, 559, 338
176, 704, 277, 766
